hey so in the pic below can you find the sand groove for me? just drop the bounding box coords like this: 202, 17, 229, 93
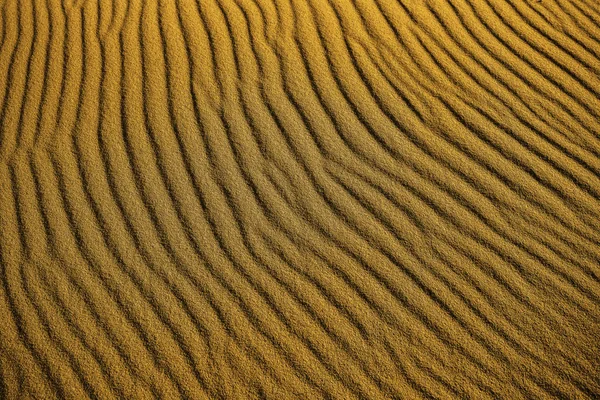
1, 0, 600, 398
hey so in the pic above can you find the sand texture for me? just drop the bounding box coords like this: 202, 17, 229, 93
1, 0, 600, 398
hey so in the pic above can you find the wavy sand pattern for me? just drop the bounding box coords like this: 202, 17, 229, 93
1, 0, 600, 398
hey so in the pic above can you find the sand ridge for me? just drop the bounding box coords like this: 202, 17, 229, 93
1, 0, 600, 398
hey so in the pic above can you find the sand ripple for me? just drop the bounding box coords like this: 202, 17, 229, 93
1, 0, 599, 398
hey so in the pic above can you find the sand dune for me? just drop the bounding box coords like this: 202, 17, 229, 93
1, 0, 599, 398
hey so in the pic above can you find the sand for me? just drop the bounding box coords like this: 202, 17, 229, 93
1, 0, 599, 398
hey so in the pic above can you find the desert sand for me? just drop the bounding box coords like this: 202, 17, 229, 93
1, 0, 599, 398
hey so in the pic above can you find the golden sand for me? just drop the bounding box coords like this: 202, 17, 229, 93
1, 0, 599, 398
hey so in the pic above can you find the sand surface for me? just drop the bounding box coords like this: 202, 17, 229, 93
1, 0, 600, 398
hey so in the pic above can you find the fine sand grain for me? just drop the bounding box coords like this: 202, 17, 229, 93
1, 0, 600, 398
